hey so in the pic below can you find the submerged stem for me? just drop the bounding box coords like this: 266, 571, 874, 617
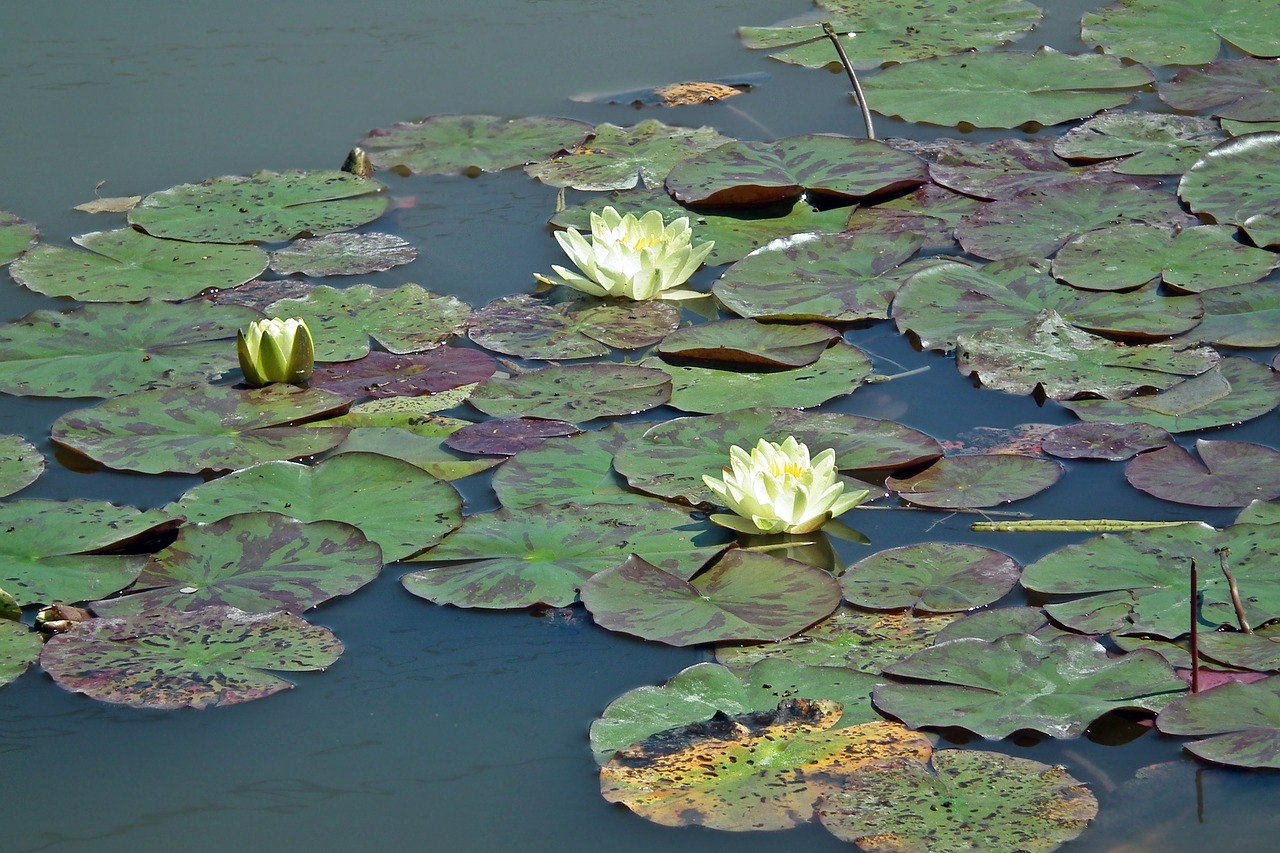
971, 519, 1189, 533
1190, 558, 1200, 694
821, 22, 875, 140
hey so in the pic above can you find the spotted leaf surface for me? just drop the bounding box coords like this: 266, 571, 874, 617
887, 454, 1062, 509
468, 364, 671, 422
1157, 677, 1280, 769
490, 422, 649, 509
1054, 111, 1225, 175
842, 543, 1021, 613
360, 114, 592, 174
467, 294, 678, 359
0, 435, 43, 498
1179, 133, 1280, 248
0, 211, 37, 266
0, 620, 42, 688
308, 348, 495, 400
269, 232, 417, 277
525, 120, 730, 190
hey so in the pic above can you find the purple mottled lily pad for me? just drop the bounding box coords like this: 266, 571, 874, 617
1054, 112, 1226, 176
658, 319, 839, 368
1157, 677, 1280, 769
206, 278, 314, 312
844, 183, 985, 250
841, 543, 1021, 613
1178, 133, 1280, 248
468, 364, 671, 422
41, 606, 344, 710
581, 551, 841, 646
665, 135, 925, 206
309, 348, 496, 400
1182, 282, 1280, 348
887, 454, 1062, 509
490, 422, 650, 509
91, 512, 382, 616
360, 114, 593, 175
892, 137, 1118, 200
51, 383, 351, 475
468, 294, 678, 359
1125, 440, 1280, 507
1041, 422, 1173, 461
269, 232, 417, 277
313, 400, 495, 481
0, 435, 43, 498
1160, 59, 1280, 123
443, 418, 579, 456
525, 120, 731, 191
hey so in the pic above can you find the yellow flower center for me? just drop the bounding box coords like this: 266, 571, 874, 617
770, 461, 806, 479
627, 235, 662, 252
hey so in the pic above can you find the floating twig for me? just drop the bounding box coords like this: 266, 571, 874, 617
821, 22, 875, 140
1216, 546, 1253, 634
971, 519, 1189, 534
866, 366, 931, 383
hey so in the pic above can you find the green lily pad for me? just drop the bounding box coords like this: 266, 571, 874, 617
266, 283, 470, 362
1124, 440, 1280, 507
1052, 224, 1277, 292
712, 230, 930, 322
468, 364, 671, 422
9, 228, 268, 301
1061, 356, 1280, 432
897, 137, 1115, 200
0, 499, 171, 606
491, 422, 651, 509
1223, 118, 1280, 136
129, 170, 388, 243
1084, 0, 1278, 66
269, 232, 417, 277
641, 341, 872, 414
893, 258, 1203, 351
40, 606, 343, 710
956, 180, 1194, 260
524, 120, 731, 190
308, 349, 494, 400
1179, 133, 1280, 248
0, 211, 38, 266
91, 512, 381, 616
843, 183, 986, 250
657, 319, 839, 368
738, 0, 1042, 70
1195, 623, 1280, 672
841, 543, 1020, 613
818, 750, 1098, 852
551, 188, 853, 265
1021, 521, 1280, 637
614, 408, 942, 505
1040, 422, 1172, 461
887, 454, 1062, 509
1181, 282, 1280, 347
956, 311, 1219, 400
169, 454, 461, 561
0, 300, 262, 398
876, 633, 1185, 737
600, 700, 933, 831
933, 606, 1075, 644
1236, 500, 1280, 526
1054, 112, 1226, 175
0, 435, 43, 498
581, 551, 841, 646
1160, 58, 1280, 123
359, 114, 592, 175
313, 400, 494, 481
51, 383, 351, 474
665, 135, 925, 206
402, 500, 731, 609
467, 294, 678, 359
0, 619, 41, 688
861, 48, 1154, 129
716, 606, 960, 675
1157, 676, 1280, 768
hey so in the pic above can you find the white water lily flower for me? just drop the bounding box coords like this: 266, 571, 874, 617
535, 206, 714, 300
237, 317, 315, 387
702, 437, 869, 535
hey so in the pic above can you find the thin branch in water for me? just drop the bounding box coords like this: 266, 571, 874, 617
971, 519, 1188, 534
1190, 557, 1200, 694
821, 22, 876, 140
1216, 546, 1253, 634
866, 366, 931, 383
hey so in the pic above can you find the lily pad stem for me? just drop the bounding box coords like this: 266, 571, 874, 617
1190, 558, 1200, 694
866, 366, 931, 383
821, 23, 875, 140
971, 519, 1188, 533
1216, 546, 1253, 634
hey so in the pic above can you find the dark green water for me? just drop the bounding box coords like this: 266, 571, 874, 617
2, 1, 1279, 850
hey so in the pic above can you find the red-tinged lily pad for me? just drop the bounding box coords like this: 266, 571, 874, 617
524, 120, 731, 191
642, 341, 872, 414
1084, 1, 1279, 66
169, 454, 461, 561
308, 348, 496, 400
1179, 133, 1280, 248
581, 551, 841, 646
40, 606, 343, 710
1160, 58, 1280, 123
665, 135, 926, 206
657, 319, 839, 368
266, 283, 471, 362
956, 180, 1195, 261
0, 211, 37, 266
51, 383, 351, 475
467, 294, 678, 359
1198, 624, 1280, 672
894, 137, 1117, 201
876, 633, 1186, 738
402, 500, 731, 609
206, 278, 314, 312
490, 422, 651, 509
712, 230, 929, 322
1124, 440, 1280, 507
887, 454, 1062, 509
444, 418, 579, 456
1054, 111, 1226, 175
0, 435, 43, 498
818, 751, 1099, 852
1041, 422, 1173, 461
956, 311, 1219, 400
1061, 357, 1280, 432
268, 232, 416, 277
1182, 282, 1280, 347
1157, 676, 1280, 769
614, 408, 942, 505
0, 619, 41, 688
844, 183, 986, 250
468, 364, 671, 422
601, 700, 933, 831
715, 606, 960, 675
129, 170, 388, 244
91, 512, 382, 616
841, 543, 1021, 613
359, 114, 593, 175
9, 228, 268, 302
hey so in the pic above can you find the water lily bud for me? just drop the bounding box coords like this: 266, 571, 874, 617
702, 436, 869, 535
237, 317, 315, 387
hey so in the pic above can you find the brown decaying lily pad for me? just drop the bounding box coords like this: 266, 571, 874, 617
1041, 422, 1173, 461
